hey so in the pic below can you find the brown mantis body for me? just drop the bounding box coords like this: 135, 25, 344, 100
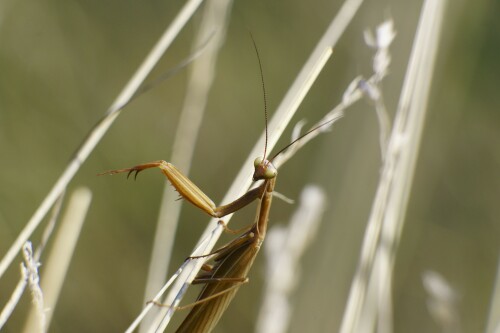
174, 159, 276, 332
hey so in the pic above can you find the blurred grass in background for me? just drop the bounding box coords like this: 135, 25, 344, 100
0, 0, 498, 332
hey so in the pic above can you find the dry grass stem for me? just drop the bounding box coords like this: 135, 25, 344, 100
125, 232, 220, 333
23, 188, 92, 333
423, 271, 461, 333
22, 242, 45, 332
256, 186, 326, 333
141, 1, 234, 331
0, 265, 28, 330
0, 193, 65, 331
486, 258, 500, 333
0, 0, 206, 280
339, 1, 447, 332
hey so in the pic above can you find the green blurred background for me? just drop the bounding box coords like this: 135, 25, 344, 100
0, 0, 498, 332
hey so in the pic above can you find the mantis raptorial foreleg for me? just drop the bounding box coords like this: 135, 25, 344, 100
101, 160, 267, 219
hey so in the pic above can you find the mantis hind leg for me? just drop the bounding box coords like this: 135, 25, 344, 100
218, 220, 253, 235
186, 229, 255, 262
147, 277, 248, 311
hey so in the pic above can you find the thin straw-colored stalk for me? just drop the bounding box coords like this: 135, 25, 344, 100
21, 243, 45, 332
126, 231, 221, 333
486, 257, 500, 333
0, 193, 65, 331
149, 0, 364, 330
140, 1, 234, 331
340, 0, 447, 332
0, 0, 205, 280
0, 267, 27, 330
256, 186, 326, 333
422, 271, 461, 333
23, 188, 92, 333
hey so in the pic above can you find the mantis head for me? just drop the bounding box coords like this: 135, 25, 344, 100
252, 157, 277, 181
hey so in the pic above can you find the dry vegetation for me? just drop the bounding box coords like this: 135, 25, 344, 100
0, 0, 498, 332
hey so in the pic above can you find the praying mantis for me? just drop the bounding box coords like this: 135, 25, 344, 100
101, 41, 342, 332
102, 117, 340, 332
103, 153, 276, 332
